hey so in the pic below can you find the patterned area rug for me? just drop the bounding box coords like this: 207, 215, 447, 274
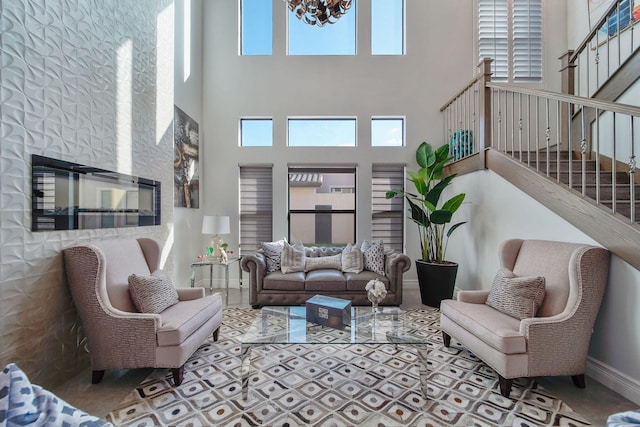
106, 307, 590, 426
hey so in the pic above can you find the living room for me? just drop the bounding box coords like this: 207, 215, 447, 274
1, 0, 640, 425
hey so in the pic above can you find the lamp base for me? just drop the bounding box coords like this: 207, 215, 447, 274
212, 235, 224, 258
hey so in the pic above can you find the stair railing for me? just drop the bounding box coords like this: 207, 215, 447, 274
568, 0, 639, 99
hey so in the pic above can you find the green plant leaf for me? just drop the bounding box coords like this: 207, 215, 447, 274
385, 189, 401, 199
430, 209, 453, 224
408, 170, 427, 195
446, 221, 466, 237
416, 142, 435, 168
441, 193, 466, 214
407, 197, 430, 226
425, 175, 455, 207
435, 143, 452, 163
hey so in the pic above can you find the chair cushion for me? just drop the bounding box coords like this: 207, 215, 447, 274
440, 299, 526, 354
361, 240, 385, 275
305, 270, 346, 291
341, 243, 364, 273
157, 294, 222, 346
128, 274, 179, 314
281, 241, 306, 274
305, 254, 342, 272
486, 268, 546, 320
345, 271, 388, 291
263, 271, 306, 290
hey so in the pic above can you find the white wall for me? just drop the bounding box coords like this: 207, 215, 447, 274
174, 0, 208, 286
0, 0, 175, 388
445, 170, 640, 404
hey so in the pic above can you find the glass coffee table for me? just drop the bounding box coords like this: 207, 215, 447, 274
240, 306, 428, 399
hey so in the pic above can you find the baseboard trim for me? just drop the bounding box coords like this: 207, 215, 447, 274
587, 357, 640, 405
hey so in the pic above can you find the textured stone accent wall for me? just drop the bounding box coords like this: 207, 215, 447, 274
0, 0, 174, 388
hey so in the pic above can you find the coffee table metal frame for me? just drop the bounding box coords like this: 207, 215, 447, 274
240, 305, 428, 400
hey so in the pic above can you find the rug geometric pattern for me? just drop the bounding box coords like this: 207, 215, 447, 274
106, 307, 591, 426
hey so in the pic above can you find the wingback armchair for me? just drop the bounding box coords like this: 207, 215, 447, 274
63, 238, 223, 386
440, 239, 610, 398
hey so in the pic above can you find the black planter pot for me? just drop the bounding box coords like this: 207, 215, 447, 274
415, 260, 458, 308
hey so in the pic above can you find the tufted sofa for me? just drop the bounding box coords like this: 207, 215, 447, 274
241, 245, 411, 308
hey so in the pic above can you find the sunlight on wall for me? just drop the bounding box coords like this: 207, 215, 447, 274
184, 0, 191, 82
117, 39, 133, 174
157, 3, 175, 145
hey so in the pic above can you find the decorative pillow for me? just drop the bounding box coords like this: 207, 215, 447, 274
281, 241, 306, 274
486, 268, 546, 320
260, 239, 286, 273
305, 253, 342, 272
128, 273, 179, 314
361, 240, 385, 275
341, 243, 364, 273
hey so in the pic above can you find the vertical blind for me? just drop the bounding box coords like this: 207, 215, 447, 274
239, 166, 273, 254
371, 164, 404, 252
478, 0, 542, 82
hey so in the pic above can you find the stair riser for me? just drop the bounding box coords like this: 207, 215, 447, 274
506, 151, 572, 161
599, 202, 640, 222
551, 171, 628, 185
529, 160, 597, 172
579, 186, 640, 200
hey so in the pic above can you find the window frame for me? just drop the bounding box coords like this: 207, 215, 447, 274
240, 118, 273, 147
287, 117, 358, 147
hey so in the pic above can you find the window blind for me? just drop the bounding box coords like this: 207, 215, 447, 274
478, 0, 542, 82
239, 166, 273, 254
513, 0, 542, 81
371, 164, 404, 252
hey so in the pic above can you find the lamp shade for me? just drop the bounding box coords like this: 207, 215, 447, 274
202, 215, 230, 235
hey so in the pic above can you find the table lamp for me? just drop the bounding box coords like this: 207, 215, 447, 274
202, 215, 230, 258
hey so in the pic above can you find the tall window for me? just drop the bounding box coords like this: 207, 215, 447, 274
241, 0, 272, 55
288, 167, 356, 245
372, 0, 404, 55
241, 119, 273, 146
288, 1, 356, 55
478, 0, 542, 82
239, 166, 273, 253
288, 118, 357, 147
371, 164, 404, 252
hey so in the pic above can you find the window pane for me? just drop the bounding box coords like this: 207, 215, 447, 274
371, 118, 404, 146
241, 0, 272, 55
288, 119, 356, 147
241, 119, 273, 146
290, 213, 355, 245
372, 0, 404, 55
288, 1, 356, 55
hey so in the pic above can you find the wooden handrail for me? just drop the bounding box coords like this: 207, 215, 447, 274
569, 0, 627, 64
486, 82, 640, 117
440, 59, 493, 112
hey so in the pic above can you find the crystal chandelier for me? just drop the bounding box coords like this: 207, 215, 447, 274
285, 0, 353, 27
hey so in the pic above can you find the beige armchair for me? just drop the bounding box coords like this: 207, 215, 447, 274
440, 239, 609, 398
63, 238, 223, 386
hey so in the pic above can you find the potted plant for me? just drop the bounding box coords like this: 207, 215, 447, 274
386, 141, 466, 307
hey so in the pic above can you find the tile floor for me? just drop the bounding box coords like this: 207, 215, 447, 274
53, 287, 637, 425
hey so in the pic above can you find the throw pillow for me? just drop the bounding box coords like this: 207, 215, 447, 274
305, 253, 342, 272
260, 239, 286, 273
341, 243, 364, 273
128, 273, 179, 314
486, 268, 546, 320
281, 241, 306, 274
361, 240, 385, 275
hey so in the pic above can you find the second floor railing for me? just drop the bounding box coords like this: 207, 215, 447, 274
440, 59, 640, 225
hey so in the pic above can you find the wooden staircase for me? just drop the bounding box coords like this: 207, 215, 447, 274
507, 150, 640, 223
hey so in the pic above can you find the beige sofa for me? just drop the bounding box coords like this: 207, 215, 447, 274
440, 239, 609, 398
63, 238, 223, 386
241, 245, 411, 308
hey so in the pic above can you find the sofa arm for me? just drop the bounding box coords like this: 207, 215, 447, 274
177, 287, 205, 300
241, 252, 267, 306
385, 251, 411, 296
457, 290, 490, 304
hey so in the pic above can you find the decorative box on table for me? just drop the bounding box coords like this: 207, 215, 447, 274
306, 295, 352, 330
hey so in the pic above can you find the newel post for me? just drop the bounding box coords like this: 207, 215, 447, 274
559, 50, 576, 152
478, 58, 493, 169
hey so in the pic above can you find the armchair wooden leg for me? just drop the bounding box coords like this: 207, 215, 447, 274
571, 374, 586, 388
213, 327, 220, 342
498, 375, 513, 398
171, 367, 184, 386
92, 370, 105, 384
442, 331, 451, 347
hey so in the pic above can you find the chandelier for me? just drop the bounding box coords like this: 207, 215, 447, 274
285, 0, 353, 27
